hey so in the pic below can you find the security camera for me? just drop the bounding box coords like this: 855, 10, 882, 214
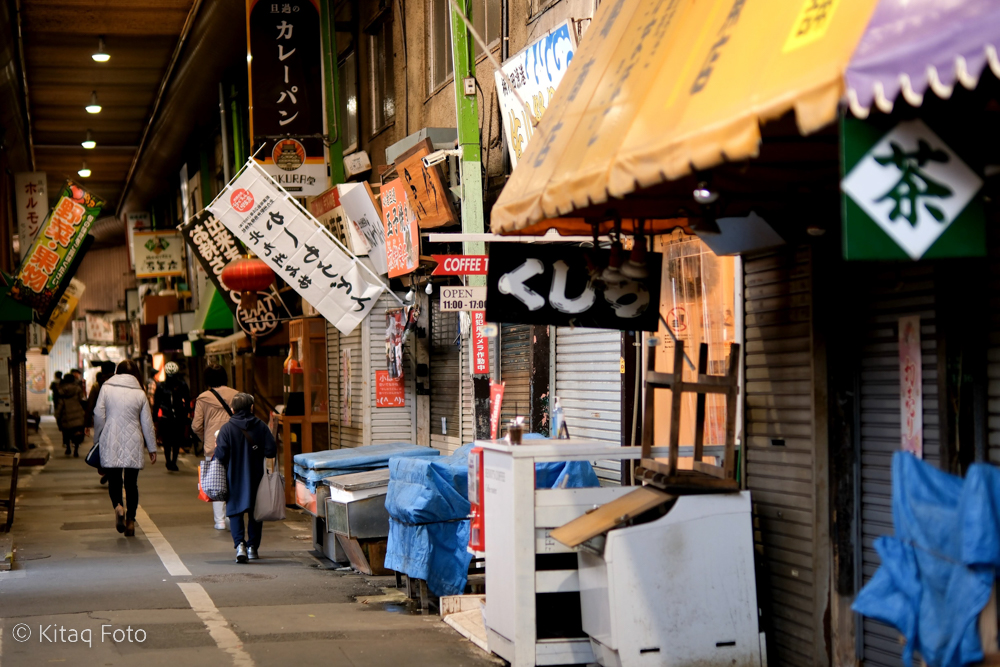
422, 148, 462, 169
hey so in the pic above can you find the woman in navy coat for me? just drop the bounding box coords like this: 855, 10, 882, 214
213, 393, 277, 563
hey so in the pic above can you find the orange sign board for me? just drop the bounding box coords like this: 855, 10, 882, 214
375, 370, 406, 408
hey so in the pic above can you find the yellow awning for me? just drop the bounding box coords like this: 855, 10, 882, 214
491, 0, 880, 234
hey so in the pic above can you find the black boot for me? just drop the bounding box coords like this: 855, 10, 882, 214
73, 446, 79, 458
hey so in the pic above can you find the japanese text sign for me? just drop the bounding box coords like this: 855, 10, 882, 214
11, 181, 104, 322
432, 255, 488, 275
338, 181, 389, 274
375, 370, 406, 408
395, 139, 457, 229
42, 278, 84, 353
181, 210, 287, 337
495, 20, 576, 169
133, 231, 185, 279
489, 381, 505, 439
381, 179, 419, 278
842, 115, 985, 260
470, 310, 490, 375
15, 172, 47, 256
247, 0, 327, 196
208, 161, 383, 335
898, 315, 923, 459
486, 243, 662, 331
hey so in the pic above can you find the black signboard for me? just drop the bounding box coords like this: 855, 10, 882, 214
181, 211, 288, 338
486, 244, 661, 331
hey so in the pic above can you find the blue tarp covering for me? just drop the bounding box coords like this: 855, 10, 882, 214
384, 439, 601, 597
293, 443, 439, 492
853, 452, 1000, 667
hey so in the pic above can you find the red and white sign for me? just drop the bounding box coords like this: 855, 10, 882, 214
898, 315, 923, 458
471, 310, 490, 375
490, 381, 505, 439
231, 189, 254, 213
431, 255, 489, 275
375, 370, 406, 408
381, 179, 419, 278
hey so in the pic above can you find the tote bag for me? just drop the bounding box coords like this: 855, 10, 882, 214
254, 461, 285, 521
200, 457, 229, 502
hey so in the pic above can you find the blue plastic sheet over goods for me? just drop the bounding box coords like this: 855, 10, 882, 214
292, 442, 438, 491
853, 452, 1000, 667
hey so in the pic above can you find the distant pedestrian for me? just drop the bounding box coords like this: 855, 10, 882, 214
214, 393, 277, 563
152, 362, 191, 472
93, 360, 157, 537
55, 374, 86, 456
192, 363, 238, 531
88, 361, 117, 485
49, 371, 62, 414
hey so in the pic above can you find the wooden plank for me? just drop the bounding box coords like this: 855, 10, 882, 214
549, 486, 674, 548
323, 468, 390, 491
335, 534, 373, 575
443, 609, 489, 652
440, 594, 486, 617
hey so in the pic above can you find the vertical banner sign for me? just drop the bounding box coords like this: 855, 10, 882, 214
381, 179, 419, 278
375, 370, 406, 408
208, 161, 384, 334
489, 381, 505, 439
898, 315, 923, 458
42, 278, 85, 353
15, 172, 47, 256
126, 212, 151, 269
133, 231, 186, 278
11, 181, 104, 322
342, 348, 353, 427
181, 211, 287, 337
247, 0, 327, 196
339, 182, 389, 274
386, 308, 405, 379
495, 20, 576, 169
471, 310, 489, 375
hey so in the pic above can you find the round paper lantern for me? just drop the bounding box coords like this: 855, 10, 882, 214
221, 256, 275, 311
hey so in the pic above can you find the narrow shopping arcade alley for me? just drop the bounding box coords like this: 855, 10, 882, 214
0, 419, 497, 667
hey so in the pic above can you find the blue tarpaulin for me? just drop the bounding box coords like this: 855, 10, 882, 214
384, 440, 601, 597
293, 443, 439, 491
853, 452, 1000, 667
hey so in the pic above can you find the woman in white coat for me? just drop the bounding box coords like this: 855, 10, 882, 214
93, 360, 158, 536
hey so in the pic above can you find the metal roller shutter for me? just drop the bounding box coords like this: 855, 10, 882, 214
554, 326, 621, 485
743, 247, 822, 667
500, 324, 531, 427
461, 337, 475, 443
339, 324, 364, 448
327, 322, 341, 448
431, 298, 462, 454
368, 294, 416, 445
857, 264, 941, 667
990, 250, 1000, 465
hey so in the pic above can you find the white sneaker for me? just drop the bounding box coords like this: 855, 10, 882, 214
214, 522, 226, 530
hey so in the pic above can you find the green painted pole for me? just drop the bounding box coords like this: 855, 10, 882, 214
320, 0, 346, 186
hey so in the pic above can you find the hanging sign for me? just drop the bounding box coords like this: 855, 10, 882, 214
486, 244, 661, 331
386, 308, 405, 379
898, 315, 923, 459
40, 278, 84, 353
86, 313, 115, 343
247, 0, 328, 196
342, 348, 353, 426
339, 181, 389, 274
309, 183, 367, 253
15, 172, 47, 256
489, 381, 505, 439
181, 210, 287, 337
208, 161, 384, 335
441, 286, 487, 312
470, 310, 490, 375
432, 255, 489, 275
381, 179, 419, 278
133, 230, 185, 278
495, 20, 576, 169
11, 181, 104, 322
842, 115, 985, 260
375, 370, 406, 408
395, 139, 457, 229
126, 212, 151, 269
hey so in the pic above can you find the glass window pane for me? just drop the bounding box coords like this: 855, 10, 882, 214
339, 52, 358, 153
487, 0, 500, 47
472, 0, 486, 57
370, 20, 395, 131
381, 21, 395, 123
430, 0, 453, 90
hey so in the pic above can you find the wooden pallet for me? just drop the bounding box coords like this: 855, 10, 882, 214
635, 340, 739, 494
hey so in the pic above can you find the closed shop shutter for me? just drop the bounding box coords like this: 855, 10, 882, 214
990, 251, 1000, 465
461, 336, 475, 443
857, 264, 941, 667
326, 322, 340, 448
339, 324, 364, 448
743, 247, 822, 667
554, 326, 621, 485
368, 294, 416, 445
48, 333, 76, 378
500, 324, 531, 427
431, 298, 463, 453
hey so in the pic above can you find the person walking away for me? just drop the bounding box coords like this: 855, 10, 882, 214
214, 393, 277, 563
55, 374, 86, 456
94, 360, 157, 536
87, 361, 117, 485
192, 363, 238, 530
50, 371, 63, 414
153, 362, 190, 472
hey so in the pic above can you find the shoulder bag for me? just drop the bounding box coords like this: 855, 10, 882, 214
244, 425, 285, 521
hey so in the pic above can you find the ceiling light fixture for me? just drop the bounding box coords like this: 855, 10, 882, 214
81, 130, 96, 150
92, 36, 110, 62
78, 161, 91, 178
85, 91, 102, 114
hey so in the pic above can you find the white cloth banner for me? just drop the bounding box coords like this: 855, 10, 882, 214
208, 162, 384, 335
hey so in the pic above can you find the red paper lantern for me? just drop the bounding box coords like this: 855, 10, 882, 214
220, 256, 275, 311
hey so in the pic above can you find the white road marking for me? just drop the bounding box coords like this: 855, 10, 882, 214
178, 582, 255, 667
134, 505, 191, 576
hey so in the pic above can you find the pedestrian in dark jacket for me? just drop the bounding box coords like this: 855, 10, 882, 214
50, 371, 63, 414
56, 375, 86, 456
214, 393, 277, 563
152, 361, 191, 472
